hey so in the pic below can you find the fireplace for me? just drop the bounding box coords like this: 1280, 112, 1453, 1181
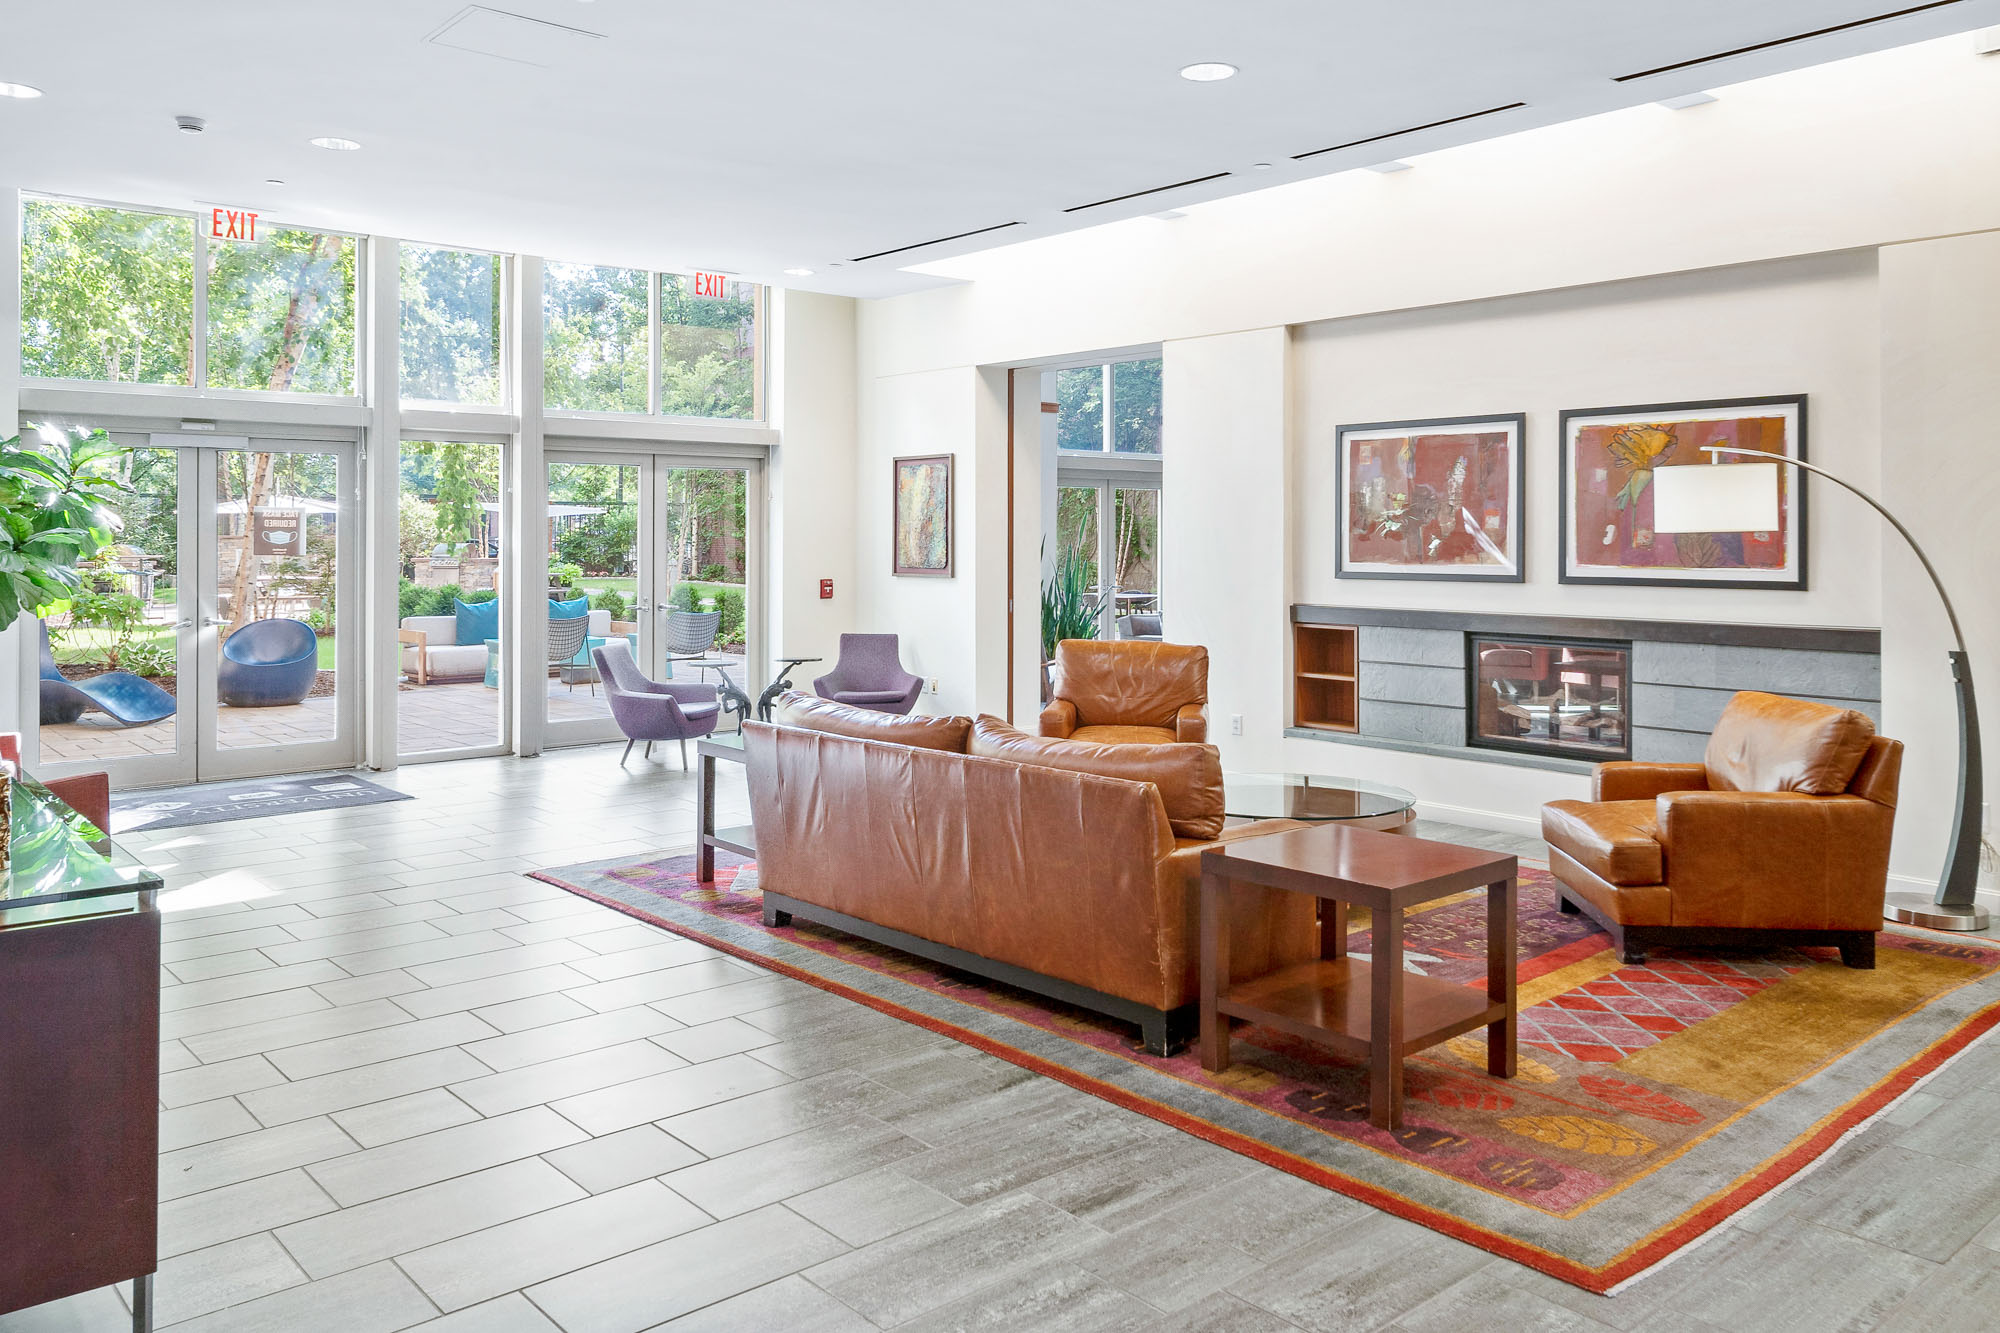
1468, 634, 1631, 761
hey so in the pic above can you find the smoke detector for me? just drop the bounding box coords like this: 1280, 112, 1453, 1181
175, 114, 206, 135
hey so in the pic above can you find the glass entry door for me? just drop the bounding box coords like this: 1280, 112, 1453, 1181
1056, 476, 1163, 641
35, 431, 359, 787
544, 452, 756, 748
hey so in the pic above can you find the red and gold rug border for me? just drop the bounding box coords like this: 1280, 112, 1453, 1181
531, 864, 2000, 1295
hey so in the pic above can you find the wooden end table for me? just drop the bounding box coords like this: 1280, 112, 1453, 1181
695, 732, 754, 883
1199, 824, 1517, 1130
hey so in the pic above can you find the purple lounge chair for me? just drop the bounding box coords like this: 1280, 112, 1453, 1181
812, 633, 923, 715
593, 639, 720, 768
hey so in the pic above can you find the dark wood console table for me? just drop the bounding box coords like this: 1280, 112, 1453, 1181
0, 776, 164, 1332
1199, 824, 1516, 1130
695, 732, 754, 882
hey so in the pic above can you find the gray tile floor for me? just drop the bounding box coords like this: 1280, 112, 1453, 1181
5, 757, 1999, 1331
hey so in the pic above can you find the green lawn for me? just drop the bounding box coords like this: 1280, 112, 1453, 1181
50, 621, 337, 672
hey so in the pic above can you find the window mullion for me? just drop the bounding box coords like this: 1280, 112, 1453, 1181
647, 271, 661, 416
1100, 363, 1113, 452
191, 225, 208, 389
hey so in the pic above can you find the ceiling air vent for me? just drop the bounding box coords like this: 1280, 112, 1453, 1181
1292, 102, 1527, 161
425, 6, 606, 69
851, 221, 1023, 264
1063, 171, 1233, 214
1614, 0, 1966, 80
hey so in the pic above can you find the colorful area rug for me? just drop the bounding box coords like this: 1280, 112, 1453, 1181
531, 850, 2000, 1294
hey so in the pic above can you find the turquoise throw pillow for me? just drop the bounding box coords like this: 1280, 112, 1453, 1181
549, 595, 590, 620
455, 597, 501, 646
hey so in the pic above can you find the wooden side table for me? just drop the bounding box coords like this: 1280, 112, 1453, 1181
695, 732, 754, 883
1199, 824, 1517, 1130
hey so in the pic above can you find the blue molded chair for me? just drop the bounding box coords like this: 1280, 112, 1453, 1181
38, 621, 177, 727
218, 618, 319, 708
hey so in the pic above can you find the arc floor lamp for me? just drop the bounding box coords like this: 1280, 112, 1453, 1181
1653, 449, 1986, 930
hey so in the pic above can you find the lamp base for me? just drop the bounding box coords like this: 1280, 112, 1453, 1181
1885, 890, 1991, 933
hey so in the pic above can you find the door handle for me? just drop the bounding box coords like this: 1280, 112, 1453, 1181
175, 619, 194, 630
201, 616, 224, 628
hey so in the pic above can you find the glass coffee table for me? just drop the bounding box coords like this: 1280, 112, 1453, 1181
1222, 773, 1417, 832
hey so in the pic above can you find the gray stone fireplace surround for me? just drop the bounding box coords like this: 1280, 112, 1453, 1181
1288, 605, 1880, 774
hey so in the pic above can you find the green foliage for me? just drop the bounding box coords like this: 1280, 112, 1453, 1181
699, 562, 727, 582
398, 493, 439, 576
118, 636, 176, 677
64, 558, 147, 669
21, 201, 193, 384
548, 561, 586, 594
659, 275, 758, 421
554, 507, 637, 574
400, 245, 501, 404
1056, 359, 1161, 454
544, 263, 648, 413
397, 577, 425, 621
399, 583, 497, 619
590, 589, 627, 620
206, 229, 356, 392
1041, 538, 1098, 661
667, 583, 703, 612
405, 440, 493, 546
714, 589, 745, 645
0, 426, 130, 627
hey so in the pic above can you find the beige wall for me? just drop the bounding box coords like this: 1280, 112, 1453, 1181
852, 33, 2000, 890
768, 290, 861, 672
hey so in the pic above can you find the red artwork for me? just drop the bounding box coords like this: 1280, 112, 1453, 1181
1337, 416, 1524, 581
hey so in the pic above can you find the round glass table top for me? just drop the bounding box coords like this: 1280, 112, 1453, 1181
1222, 773, 1417, 822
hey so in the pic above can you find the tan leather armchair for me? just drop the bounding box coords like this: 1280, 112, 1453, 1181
1540, 691, 1901, 968
1040, 640, 1208, 744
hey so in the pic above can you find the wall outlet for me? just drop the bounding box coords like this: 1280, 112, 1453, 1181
928, 678, 940, 694
1230, 714, 1244, 736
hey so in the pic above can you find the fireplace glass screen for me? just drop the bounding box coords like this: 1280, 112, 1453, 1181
1470, 636, 1630, 760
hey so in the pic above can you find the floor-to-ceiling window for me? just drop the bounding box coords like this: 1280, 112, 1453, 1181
1052, 355, 1164, 641
395, 439, 508, 758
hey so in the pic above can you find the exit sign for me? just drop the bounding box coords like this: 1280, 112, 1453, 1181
691, 271, 731, 299
208, 207, 260, 242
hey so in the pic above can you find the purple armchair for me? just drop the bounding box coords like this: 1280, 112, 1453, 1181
593, 640, 721, 768
812, 633, 924, 715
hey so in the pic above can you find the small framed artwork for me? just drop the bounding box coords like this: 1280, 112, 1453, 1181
1335, 414, 1526, 581
892, 453, 954, 577
1559, 395, 1806, 590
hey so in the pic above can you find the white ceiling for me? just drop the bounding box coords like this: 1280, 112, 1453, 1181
3, 1, 1997, 298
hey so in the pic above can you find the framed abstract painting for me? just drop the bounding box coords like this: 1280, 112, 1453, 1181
1335, 414, 1526, 581
892, 453, 953, 577
1559, 396, 1806, 590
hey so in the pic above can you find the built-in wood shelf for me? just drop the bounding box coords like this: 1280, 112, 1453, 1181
1294, 623, 1359, 733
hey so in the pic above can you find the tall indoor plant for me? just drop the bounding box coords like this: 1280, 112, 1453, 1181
0, 427, 130, 627
1039, 538, 1098, 702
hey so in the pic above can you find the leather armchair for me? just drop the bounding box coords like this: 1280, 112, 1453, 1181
1540, 691, 1902, 968
1040, 640, 1208, 745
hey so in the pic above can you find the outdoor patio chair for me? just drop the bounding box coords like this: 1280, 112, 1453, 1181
37, 622, 176, 728
218, 618, 319, 708
593, 639, 720, 768
664, 610, 721, 663
548, 612, 591, 682
813, 633, 923, 714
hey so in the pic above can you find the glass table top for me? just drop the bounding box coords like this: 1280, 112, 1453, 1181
1, 776, 164, 911
1223, 773, 1417, 822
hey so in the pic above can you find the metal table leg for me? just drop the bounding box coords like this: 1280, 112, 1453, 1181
132, 1271, 153, 1333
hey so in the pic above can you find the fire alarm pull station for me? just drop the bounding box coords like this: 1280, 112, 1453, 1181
819, 579, 834, 599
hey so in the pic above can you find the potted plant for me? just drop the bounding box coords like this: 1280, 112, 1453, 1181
0, 427, 129, 629
1039, 538, 1098, 702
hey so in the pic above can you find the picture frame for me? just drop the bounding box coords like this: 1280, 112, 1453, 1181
1334, 414, 1527, 582
1558, 395, 1807, 590
892, 453, 954, 577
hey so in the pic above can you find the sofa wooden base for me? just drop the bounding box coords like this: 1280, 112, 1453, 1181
1555, 890, 1876, 969
760, 891, 1196, 1055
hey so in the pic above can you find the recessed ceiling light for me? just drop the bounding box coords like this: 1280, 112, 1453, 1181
265, 178, 285, 186
1655, 91, 1718, 110
1251, 161, 1274, 170
310, 135, 360, 151
1364, 160, 1414, 174
783, 267, 814, 277
0, 81, 44, 99
1179, 62, 1237, 82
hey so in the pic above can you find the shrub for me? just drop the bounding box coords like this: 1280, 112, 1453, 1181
120, 637, 176, 678
397, 577, 425, 621
592, 589, 627, 620
668, 584, 702, 612
549, 561, 586, 594
715, 589, 745, 643
699, 563, 727, 582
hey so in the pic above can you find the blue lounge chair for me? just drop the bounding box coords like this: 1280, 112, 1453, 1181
38, 622, 177, 727
218, 618, 320, 707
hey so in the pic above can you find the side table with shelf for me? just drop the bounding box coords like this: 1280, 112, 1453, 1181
695, 732, 754, 882
1199, 824, 1517, 1130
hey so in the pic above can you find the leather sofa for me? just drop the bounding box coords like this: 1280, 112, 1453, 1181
1540, 691, 1902, 968
1040, 639, 1208, 744
746, 693, 1315, 1052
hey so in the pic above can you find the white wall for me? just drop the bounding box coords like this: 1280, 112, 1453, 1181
1879, 232, 2000, 886
851, 33, 2000, 881
768, 290, 860, 671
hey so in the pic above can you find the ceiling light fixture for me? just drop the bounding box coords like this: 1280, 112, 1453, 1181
1178, 62, 1237, 82
1251, 161, 1274, 170
1656, 91, 1719, 110
265, 178, 285, 186
783, 267, 814, 277
0, 81, 43, 99
1364, 160, 1414, 173
310, 135, 361, 151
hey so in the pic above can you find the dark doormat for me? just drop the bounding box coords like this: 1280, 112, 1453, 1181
111, 774, 413, 832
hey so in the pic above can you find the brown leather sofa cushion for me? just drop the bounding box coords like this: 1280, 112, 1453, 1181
1052, 640, 1207, 732
1540, 799, 1664, 886
1703, 691, 1876, 796
771, 690, 971, 752
1071, 724, 1177, 746
969, 715, 1224, 840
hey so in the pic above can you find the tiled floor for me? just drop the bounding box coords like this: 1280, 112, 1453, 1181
6, 755, 2000, 1331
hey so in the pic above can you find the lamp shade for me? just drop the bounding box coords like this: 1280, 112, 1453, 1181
1651, 462, 1782, 533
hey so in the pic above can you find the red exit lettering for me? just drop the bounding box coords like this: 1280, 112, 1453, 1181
209, 208, 259, 242
692, 271, 729, 299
